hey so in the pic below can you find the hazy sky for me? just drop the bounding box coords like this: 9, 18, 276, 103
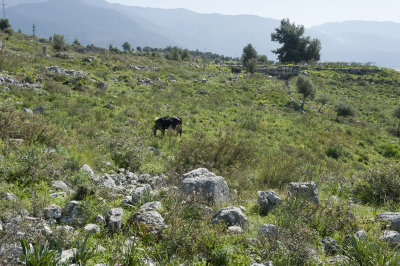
105, 0, 400, 27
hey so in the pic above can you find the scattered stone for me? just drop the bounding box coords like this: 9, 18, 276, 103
60, 248, 77, 263
227, 226, 243, 234
60, 201, 80, 224
1, 192, 16, 201
97, 82, 108, 89
327, 255, 348, 265
129, 210, 166, 234
50, 192, 67, 199
33, 106, 45, 114
22, 108, 33, 114
37, 223, 53, 236
83, 224, 100, 234
52, 180, 71, 191
288, 181, 319, 203
95, 214, 105, 224
139, 201, 162, 212
321, 237, 339, 256
106, 208, 123, 231
390, 217, 400, 232
257, 190, 283, 214
181, 168, 230, 204
43, 204, 62, 220
258, 224, 279, 240
354, 230, 367, 240
380, 231, 400, 246
148, 146, 162, 156
80, 164, 95, 179
131, 184, 152, 205
55, 225, 74, 233
97, 245, 106, 252
211, 206, 248, 229
246, 238, 261, 247
47, 66, 87, 77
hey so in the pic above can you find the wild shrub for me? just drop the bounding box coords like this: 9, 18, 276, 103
0, 106, 62, 147
335, 102, 355, 121
257, 145, 321, 188
343, 236, 400, 265
378, 142, 400, 159
354, 164, 400, 205
171, 131, 256, 180
0, 146, 66, 185
52, 34, 66, 51
108, 136, 145, 171
310, 201, 358, 237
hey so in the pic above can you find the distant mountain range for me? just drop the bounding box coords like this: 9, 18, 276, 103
6, 0, 400, 69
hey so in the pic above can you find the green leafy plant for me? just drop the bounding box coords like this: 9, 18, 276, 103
343, 236, 400, 266
20, 239, 61, 266
71, 233, 97, 265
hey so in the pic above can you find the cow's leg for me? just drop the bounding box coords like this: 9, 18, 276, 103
161, 128, 165, 138
153, 126, 157, 137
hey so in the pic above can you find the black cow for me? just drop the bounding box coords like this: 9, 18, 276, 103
153, 116, 182, 138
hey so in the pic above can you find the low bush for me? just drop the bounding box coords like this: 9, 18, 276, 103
354, 164, 400, 205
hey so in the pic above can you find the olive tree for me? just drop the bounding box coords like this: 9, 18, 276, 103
296, 75, 315, 109
241, 43, 258, 74
52, 34, 66, 51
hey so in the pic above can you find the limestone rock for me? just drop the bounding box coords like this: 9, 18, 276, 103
380, 230, 400, 246
258, 224, 278, 240
211, 206, 248, 229
129, 210, 166, 234
61, 248, 77, 263
106, 208, 123, 231
131, 184, 152, 205
288, 181, 319, 203
321, 237, 339, 256
43, 204, 62, 220
181, 168, 230, 204
80, 164, 95, 179
257, 190, 283, 214
139, 201, 162, 212
227, 226, 243, 234
83, 224, 100, 234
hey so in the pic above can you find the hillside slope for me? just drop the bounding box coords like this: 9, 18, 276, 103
1, 31, 400, 265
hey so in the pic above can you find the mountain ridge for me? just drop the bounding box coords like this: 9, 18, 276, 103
5, 0, 400, 68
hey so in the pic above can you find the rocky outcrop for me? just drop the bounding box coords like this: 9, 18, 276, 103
181, 168, 230, 204
129, 210, 166, 234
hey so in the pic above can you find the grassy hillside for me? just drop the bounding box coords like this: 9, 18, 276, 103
1, 31, 400, 265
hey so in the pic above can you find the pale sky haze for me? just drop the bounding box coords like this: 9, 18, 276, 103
105, 0, 400, 27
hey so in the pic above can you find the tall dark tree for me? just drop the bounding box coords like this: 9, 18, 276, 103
271, 18, 321, 63
242, 43, 258, 73
122, 41, 131, 52
393, 105, 400, 136
0, 18, 10, 31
